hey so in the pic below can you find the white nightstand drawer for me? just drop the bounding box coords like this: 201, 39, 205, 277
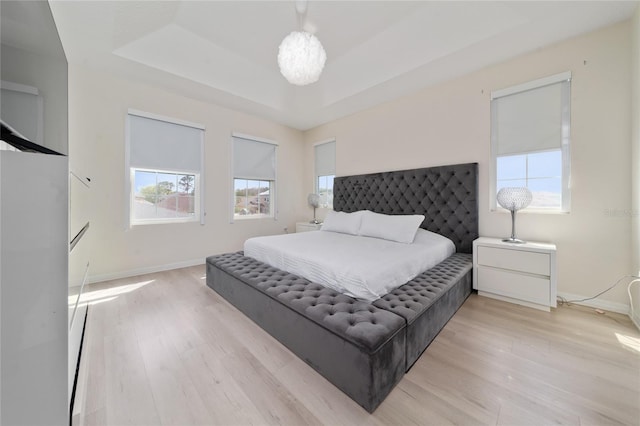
477, 246, 550, 276
296, 222, 322, 233
473, 237, 557, 311
477, 266, 550, 306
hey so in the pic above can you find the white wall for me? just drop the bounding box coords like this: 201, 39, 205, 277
305, 21, 633, 310
69, 65, 306, 282
71, 19, 636, 312
631, 5, 640, 326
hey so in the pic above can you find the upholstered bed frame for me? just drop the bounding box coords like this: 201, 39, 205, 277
206, 163, 478, 412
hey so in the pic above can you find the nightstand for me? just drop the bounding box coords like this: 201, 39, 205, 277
473, 237, 557, 311
295, 222, 322, 233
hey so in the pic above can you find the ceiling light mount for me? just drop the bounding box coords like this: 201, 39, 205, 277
295, 0, 307, 15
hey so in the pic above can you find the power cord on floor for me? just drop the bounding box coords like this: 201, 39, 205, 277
628, 277, 640, 322
557, 275, 640, 317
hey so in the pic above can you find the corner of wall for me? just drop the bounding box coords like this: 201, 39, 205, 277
630, 4, 640, 328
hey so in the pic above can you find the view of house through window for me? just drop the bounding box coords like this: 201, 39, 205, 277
132, 169, 198, 221
234, 179, 272, 216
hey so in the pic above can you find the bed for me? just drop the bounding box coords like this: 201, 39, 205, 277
206, 162, 478, 412
244, 226, 456, 301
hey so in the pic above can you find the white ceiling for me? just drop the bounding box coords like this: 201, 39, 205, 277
47, 1, 637, 131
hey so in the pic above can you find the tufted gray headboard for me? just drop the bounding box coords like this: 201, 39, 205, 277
333, 163, 478, 254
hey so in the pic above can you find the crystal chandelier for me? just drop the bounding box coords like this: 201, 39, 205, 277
278, 30, 326, 86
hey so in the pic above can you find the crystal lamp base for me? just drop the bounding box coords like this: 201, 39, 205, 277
502, 237, 527, 244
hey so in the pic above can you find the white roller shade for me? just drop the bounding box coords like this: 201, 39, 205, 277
315, 140, 335, 176
233, 136, 276, 181
129, 113, 203, 172
492, 77, 569, 156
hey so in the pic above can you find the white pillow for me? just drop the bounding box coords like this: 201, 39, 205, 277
359, 211, 425, 244
320, 210, 364, 235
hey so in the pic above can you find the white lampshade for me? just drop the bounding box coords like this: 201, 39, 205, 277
307, 193, 320, 208
278, 31, 326, 86
497, 187, 532, 212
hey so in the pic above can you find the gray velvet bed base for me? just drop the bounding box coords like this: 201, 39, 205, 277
206, 252, 472, 412
373, 253, 473, 369
206, 252, 407, 412
205, 162, 478, 412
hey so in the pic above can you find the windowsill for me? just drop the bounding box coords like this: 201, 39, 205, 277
131, 217, 199, 226
491, 208, 570, 215
233, 214, 275, 221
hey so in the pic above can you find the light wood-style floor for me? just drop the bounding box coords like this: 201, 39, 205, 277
72, 265, 640, 426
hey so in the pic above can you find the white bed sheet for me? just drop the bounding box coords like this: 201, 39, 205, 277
243, 228, 455, 302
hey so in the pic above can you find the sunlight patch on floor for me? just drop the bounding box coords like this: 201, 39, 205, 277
615, 332, 640, 354
76, 280, 155, 306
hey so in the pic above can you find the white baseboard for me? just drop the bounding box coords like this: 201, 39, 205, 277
86, 258, 205, 284
88, 267, 640, 330
557, 291, 629, 315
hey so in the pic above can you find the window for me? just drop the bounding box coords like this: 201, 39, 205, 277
314, 140, 335, 208
131, 169, 198, 221
232, 134, 277, 219
491, 72, 571, 212
127, 111, 204, 225
234, 179, 272, 216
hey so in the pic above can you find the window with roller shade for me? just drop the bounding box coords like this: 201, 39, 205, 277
490, 72, 571, 212
127, 111, 204, 225
314, 140, 335, 208
232, 134, 277, 219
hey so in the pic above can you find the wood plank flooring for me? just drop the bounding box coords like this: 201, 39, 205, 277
72, 265, 640, 425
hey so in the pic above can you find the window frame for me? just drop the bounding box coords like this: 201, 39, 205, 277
490, 72, 571, 213
316, 175, 334, 209
230, 132, 278, 222
233, 178, 274, 218
125, 109, 205, 228
130, 167, 201, 225
314, 139, 336, 209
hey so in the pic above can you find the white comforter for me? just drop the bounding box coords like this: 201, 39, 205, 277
244, 229, 455, 302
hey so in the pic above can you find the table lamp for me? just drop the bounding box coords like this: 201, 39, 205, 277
497, 187, 532, 244
307, 193, 320, 224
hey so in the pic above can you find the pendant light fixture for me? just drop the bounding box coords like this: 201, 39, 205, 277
277, 0, 326, 86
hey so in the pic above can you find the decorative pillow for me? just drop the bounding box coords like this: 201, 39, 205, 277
359, 211, 425, 244
320, 210, 364, 235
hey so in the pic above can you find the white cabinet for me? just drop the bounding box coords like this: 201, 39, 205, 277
296, 222, 322, 233
473, 237, 557, 311
68, 171, 90, 403
1, 151, 69, 425
1, 2, 69, 422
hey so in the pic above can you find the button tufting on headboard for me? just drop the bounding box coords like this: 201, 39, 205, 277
333, 163, 478, 254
